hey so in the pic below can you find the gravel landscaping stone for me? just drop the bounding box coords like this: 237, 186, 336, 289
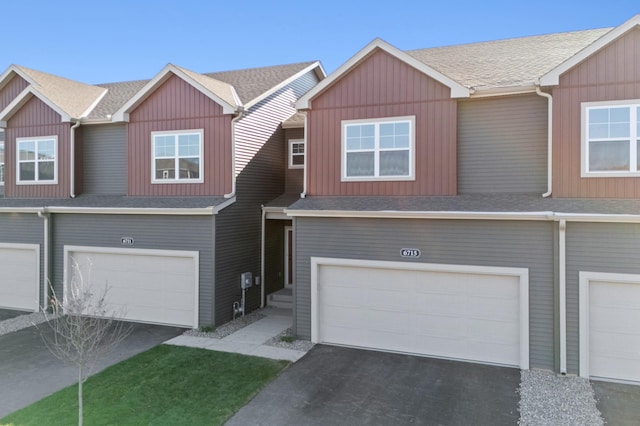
0, 312, 49, 337
264, 327, 314, 352
519, 369, 604, 426
183, 309, 265, 339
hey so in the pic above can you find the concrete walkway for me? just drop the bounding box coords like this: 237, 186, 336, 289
164, 308, 308, 362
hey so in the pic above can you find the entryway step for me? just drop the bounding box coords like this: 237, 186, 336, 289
268, 288, 293, 309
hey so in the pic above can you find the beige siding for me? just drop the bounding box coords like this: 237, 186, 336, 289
5, 97, 71, 198
553, 27, 640, 198
128, 74, 233, 196
307, 49, 457, 196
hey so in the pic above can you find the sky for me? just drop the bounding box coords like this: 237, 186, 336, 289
2, 1, 638, 84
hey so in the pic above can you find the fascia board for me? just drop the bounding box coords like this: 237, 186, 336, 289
285, 208, 640, 223
296, 39, 470, 109
0, 65, 37, 91
540, 16, 640, 86
45, 206, 216, 215
113, 64, 238, 122
244, 61, 325, 110
0, 86, 71, 123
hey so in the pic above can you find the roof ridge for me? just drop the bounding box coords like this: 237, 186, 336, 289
406, 27, 613, 53
204, 60, 317, 75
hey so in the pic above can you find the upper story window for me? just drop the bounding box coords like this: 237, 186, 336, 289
342, 116, 415, 181
152, 129, 203, 183
583, 101, 640, 177
289, 139, 305, 169
16, 136, 57, 184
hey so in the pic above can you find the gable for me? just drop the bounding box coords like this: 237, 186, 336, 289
8, 96, 61, 127
129, 74, 226, 122
0, 74, 29, 112
559, 27, 640, 87
312, 49, 452, 110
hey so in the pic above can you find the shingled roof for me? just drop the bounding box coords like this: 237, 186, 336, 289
406, 28, 611, 90
6, 65, 107, 120
87, 61, 318, 121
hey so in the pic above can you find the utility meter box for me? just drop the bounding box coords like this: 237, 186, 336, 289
240, 272, 253, 289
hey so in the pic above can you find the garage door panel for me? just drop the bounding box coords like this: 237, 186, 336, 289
584, 276, 640, 383
66, 248, 197, 327
317, 261, 525, 367
0, 245, 39, 311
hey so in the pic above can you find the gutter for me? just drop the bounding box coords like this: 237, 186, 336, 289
260, 206, 266, 308
69, 120, 81, 198
558, 219, 567, 374
37, 208, 50, 309
535, 85, 553, 198
300, 111, 308, 198
224, 108, 245, 199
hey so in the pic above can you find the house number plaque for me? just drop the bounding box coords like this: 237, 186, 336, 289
400, 248, 421, 258
120, 237, 135, 246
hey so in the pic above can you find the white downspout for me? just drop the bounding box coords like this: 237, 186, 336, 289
69, 120, 81, 198
224, 108, 245, 198
37, 208, 49, 310
536, 86, 553, 198
559, 219, 567, 374
260, 206, 266, 308
300, 111, 308, 198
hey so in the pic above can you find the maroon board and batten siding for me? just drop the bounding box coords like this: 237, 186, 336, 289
127, 74, 233, 196
0, 75, 29, 112
553, 27, 640, 198
4, 96, 72, 198
306, 49, 457, 196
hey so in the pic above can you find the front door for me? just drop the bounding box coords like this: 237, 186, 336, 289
284, 226, 293, 288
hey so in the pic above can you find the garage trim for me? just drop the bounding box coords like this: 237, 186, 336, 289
63, 245, 199, 327
579, 271, 640, 381
0, 243, 40, 312
310, 257, 530, 369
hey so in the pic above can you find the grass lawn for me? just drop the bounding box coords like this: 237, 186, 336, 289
1, 344, 289, 426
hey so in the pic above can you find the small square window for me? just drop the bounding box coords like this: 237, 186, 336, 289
289, 140, 305, 169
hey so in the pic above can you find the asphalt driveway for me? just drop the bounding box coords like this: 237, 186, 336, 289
593, 380, 640, 425
226, 345, 520, 425
0, 321, 184, 418
0, 308, 29, 321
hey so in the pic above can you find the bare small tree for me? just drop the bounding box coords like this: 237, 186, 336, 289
40, 258, 132, 426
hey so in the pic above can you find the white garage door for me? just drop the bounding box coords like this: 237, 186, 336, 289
65, 246, 198, 328
0, 244, 40, 311
580, 272, 640, 383
312, 258, 529, 368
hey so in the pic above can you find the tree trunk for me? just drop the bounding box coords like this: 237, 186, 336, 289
78, 366, 83, 426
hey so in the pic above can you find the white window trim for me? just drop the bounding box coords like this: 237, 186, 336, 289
151, 129, 204, 184
581, 99, 640, 178
341, 115, 416, 182
16, 136, 58, 185
288, 139, 305, 169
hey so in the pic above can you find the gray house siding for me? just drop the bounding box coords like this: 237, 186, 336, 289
0, 213, 44, 306
285, 127, 304, 194
215, 70, 320, 325
81, 124, 127, 195
51, 214, 215, 326
565, 222, 640, 375
295, 217, 555, 370
457, 94, 547, 194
